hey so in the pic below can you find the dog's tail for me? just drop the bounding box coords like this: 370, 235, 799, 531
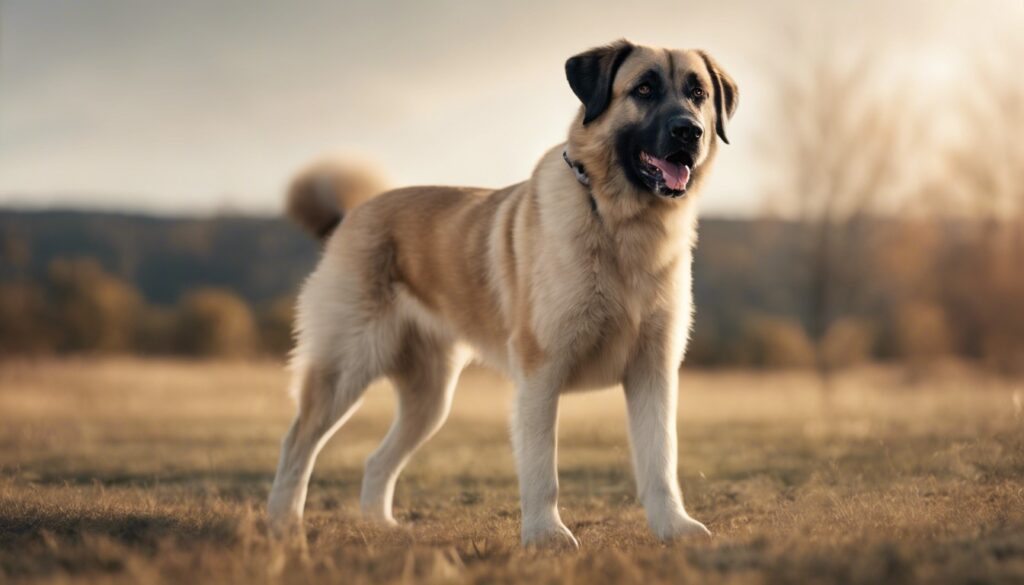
285, 158, 388, 240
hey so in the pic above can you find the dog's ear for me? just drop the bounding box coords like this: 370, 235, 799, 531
565, 40, 635, 125
697, 51, 738, 144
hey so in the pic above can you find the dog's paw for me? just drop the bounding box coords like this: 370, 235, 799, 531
649, 512, 711, 542
266, 518, 310, 574
267, 531, 311, 576
521, 519, 580, 550
267, 512, 306, 542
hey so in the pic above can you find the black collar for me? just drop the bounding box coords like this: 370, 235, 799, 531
563, 149, 598, 214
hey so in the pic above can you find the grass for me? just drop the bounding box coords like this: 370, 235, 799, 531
1, 358, 1022, 584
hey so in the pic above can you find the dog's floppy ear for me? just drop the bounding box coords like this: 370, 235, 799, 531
565, 40, 635, 125
697, 51, 738, 144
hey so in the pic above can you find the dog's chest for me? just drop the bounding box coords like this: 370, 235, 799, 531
561, 246, 687, 389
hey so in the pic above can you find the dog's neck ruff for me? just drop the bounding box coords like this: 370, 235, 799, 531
563, 149, 598, 215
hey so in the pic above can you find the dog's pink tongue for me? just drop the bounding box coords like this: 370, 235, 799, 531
648, 155, 691, 191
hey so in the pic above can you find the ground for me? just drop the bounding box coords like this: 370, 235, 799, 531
0, 359, 1022, 584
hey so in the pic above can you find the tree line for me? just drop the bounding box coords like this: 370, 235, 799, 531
0, 256, 293, 359
1, 41, 1021, 373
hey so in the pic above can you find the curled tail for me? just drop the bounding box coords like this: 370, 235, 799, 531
285, 159, 388, 240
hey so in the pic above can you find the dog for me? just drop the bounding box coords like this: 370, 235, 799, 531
267, 39, 737, 549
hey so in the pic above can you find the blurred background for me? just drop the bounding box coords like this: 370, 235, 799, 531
2, 3, 1024, 583
2, 0, 1023, 377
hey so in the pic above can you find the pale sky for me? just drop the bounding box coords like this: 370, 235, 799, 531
0, 0, 1017, 216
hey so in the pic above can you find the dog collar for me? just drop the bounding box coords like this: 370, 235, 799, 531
563, 149, 598, 214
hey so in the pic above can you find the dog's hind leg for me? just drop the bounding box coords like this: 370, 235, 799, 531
360, 334, 464, 524
267, 361, 373, 541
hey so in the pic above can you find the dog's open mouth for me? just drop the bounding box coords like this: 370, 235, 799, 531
637, 150, 693, 198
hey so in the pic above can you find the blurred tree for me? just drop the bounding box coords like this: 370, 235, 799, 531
686, 312, 723, 367
2, 232, 30, 280
0, 282, 54, 355
737, 315, 815, 369
892, 300, 952, 366
763, 49, 918, 384
134, 305, 178, 355
258, 295, 296, 357
48, 258, 142, 353
820, 317, 874, 370
931, 42, 1024, 375
175, 288, 257, 358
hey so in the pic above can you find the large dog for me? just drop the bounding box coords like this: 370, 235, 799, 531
268, 40, 737, 548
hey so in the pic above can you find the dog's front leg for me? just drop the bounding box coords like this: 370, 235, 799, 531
511, 371, 578, 549
624, 347, 711, 542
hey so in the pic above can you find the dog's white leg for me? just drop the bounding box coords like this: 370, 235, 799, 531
267, 364, 372, 542
361, 342, 463, 524
624, 350, 710, 542
511, 372, 578, 549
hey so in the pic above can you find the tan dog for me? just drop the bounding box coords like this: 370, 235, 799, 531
268, 40, 737, 548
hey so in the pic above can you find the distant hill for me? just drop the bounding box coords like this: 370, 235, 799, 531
0, 208, 802, 310
1, 208, 815, 365
1, 210, 320, 305
3, 207, 1018, 371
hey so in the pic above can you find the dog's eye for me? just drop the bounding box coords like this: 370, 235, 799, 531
690, 87, 706, 101
634, 83, 653, 97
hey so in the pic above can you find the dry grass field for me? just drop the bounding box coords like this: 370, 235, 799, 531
1, 359, 1022, 584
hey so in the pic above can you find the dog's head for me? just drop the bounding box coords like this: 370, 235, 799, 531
565, 40, 737, 199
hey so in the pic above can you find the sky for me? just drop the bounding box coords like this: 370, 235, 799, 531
0, 0, 1018, 217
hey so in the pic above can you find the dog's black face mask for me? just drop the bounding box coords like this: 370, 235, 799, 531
615, 75, 705, 199
566, 42, 738, 199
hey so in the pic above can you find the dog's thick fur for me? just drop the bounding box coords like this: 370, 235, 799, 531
268, 40, 738, 548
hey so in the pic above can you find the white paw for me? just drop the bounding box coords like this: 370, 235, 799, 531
266, 487, 306, 538
521, 518, 580, 550
266, 514, 308, 552
649, 511, 711, 542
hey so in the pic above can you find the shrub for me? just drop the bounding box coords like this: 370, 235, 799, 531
47, 258, 142, 353
0, 282, 55, 355
258, 295, 296, 357
175, 288, 257, 358
978, 284, 1024, 375
892, 301, 952, 364
738, 316, 815, 369
821, 317, 875, 369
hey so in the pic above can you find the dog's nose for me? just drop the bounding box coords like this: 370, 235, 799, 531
670, 117, 704, 142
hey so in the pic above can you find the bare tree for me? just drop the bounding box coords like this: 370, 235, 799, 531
932, 39, 1024, 372
763, 49, 918, 387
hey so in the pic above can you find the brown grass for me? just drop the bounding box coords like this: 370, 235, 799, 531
1, 358, 1022, 584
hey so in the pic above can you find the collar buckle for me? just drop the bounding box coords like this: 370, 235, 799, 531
563, 149, 598, 215
563, 149, 591, 188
